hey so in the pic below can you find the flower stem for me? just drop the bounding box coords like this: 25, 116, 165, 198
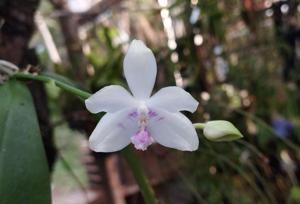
13, 72, 91, 99
12, 72, 158, 204
121, 147, 158, 204
193, 123, 205, 129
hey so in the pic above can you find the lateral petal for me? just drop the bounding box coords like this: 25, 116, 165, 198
85, 85, 137, 113
89, 108, 138, 152
147, 108, 199, 151
147, 86, 199, 113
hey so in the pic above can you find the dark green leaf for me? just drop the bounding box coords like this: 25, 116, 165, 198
0, 80, 51, 204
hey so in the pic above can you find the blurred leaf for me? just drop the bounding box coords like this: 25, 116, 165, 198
256, 123, 273, 146
289, 187, 300, 202
0, 80, 51, 204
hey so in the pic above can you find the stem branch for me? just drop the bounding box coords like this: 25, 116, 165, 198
194, 123, 205, 129
121, 147, 158, 204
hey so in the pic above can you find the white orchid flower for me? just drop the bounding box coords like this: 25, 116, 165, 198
85, 40, 199, 152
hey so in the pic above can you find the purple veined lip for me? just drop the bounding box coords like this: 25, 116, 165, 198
131, 129, 154, 151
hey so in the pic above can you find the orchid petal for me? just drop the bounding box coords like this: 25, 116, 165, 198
147, 86, 199, 113
85, 85, 137, 113
89, 109, 138, 152
124, 40, 157, 99
148, 108, 199, 151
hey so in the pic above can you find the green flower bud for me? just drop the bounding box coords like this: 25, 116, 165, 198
203, 120, 243, 142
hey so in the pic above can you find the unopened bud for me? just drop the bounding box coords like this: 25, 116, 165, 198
203, 120, 243, 142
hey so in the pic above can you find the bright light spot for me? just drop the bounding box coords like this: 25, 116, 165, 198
222, 84, 234, 97
201, 92, 210, 101
298, 4, 300, 12
87, 64, 95, 76
174, 70, 183, 87
247, 120, 257, 134
158, 0, 168, 7
280, 150, 288, 161
191, 0, 198, 5
158, 0, 176, 51
68, 0, 92, 12
213, 45, 223, 55
281, 149, 296, 172
194, 34, 203, 46
280, 4, 289, 14
78, 27, 87, 40
113, 30, 129, 46
243, 98, 251, 107
168, 40, 177, 50
264, 0, 272, 8
239, 90, 248, 98
265, 9, 273, 17
240, 151, 250, 163
171, 52, 178, 63
189, 7, 200, 24
160, 8, 169, 19
230, 54, 238, 65
215, 57, 228, 81
280, 150, 293, 165
209, 166, 217, 175
163, 17, 172, 28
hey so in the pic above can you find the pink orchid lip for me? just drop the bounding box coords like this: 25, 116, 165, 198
127, 108, 160, 150
120, 108, 167, 151
131, 129, 154, 151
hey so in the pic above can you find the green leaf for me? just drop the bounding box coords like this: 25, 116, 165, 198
289, 187, 300, 202
0, 80, 51, 204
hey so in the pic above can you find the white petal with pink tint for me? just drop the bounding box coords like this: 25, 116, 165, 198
147, 86, 199, 113
85, 85, 137, 113
147, 108, 199, 151
123, 40, 157, 99
89, 108, 138, 152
